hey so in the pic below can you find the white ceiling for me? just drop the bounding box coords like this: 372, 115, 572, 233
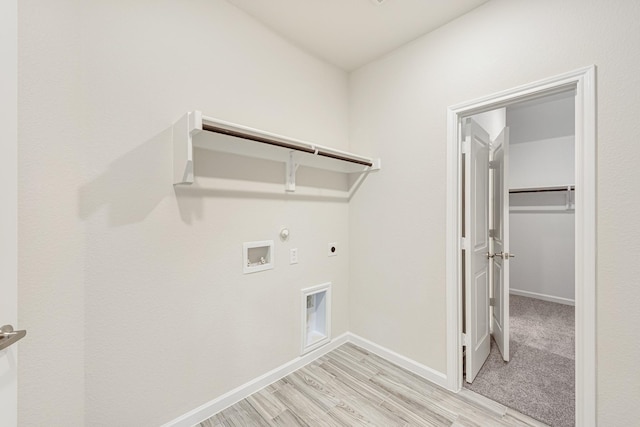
227, 0, 489, 71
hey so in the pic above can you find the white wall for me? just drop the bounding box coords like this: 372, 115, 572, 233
18, 0, 85, 424
349, 1, 640, 425
18, 0, 640, 425
509, 137, 576, 303
509, 136, 575, 189
507, 91, 575, 146
508, 91, 575, 188
508, 96, 575, 303
18, 0, 350, 425
509, 212, 575, 302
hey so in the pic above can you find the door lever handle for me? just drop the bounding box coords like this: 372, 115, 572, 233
494, 252, 516, 260
0, 325, 27, 351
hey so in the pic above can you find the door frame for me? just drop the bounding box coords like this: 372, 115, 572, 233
0, 0, 19, 425
445, 66, 596, 426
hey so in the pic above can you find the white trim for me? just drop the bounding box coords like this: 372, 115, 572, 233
574, 64, 597, 427
162, 333, 349, 427
163, 332, 453, 426
0, 1, 18, 425
445, 66, 597, 426
445, 94, 463, 395
510, 289, 575, 306
347, 333, 448, 389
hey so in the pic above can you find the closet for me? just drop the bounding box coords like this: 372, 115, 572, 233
463, 90, 578, 426
507, 91, 576, 305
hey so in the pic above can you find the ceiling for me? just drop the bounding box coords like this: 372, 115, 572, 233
227, 0, 489, 71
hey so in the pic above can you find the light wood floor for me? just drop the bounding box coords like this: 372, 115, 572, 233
199, 343, 548, 426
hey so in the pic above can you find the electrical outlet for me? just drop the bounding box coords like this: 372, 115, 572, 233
328, 242, 338, 257
290, 248, 299, 264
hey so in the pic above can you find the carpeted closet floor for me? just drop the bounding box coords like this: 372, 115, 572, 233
464, 295, 575, 427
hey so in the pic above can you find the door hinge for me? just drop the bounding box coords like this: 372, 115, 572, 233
461, 138, 470, 154
489, 160, 498, 169
489, 229, 496, 238
490, 297, 496, 307
461, 333, 467, 346
460, 237, 468, 250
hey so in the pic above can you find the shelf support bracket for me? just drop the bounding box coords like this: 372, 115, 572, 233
173, 111, 202, 185
285, 151, 299, 192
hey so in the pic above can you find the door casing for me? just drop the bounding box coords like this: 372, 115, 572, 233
0, 0, 19, 425
445, 66, 596, 426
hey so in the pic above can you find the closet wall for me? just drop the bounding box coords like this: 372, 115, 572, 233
507, 93, 576, 304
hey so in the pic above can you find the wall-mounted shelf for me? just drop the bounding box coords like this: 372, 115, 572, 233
509, 185, 575, 212
172, 111, 381, 191
509, 185, 575, 194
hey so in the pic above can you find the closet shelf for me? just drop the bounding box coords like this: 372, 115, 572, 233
509, 206, 575, 213
509, 185, 574, 194
509, 185, 575, 212
172, 111, 381, 190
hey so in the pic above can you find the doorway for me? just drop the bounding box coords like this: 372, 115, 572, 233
445, 67, 596, 427
461, 91, 576, 427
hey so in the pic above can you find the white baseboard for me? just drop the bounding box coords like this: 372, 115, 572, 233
163, 332, 449, 426
510, 288, 575, 306
162, 333, 349, 427
346, 333, 449, 389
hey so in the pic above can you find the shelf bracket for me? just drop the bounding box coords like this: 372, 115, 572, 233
172, 111, 202, 185
566, 185, 573, 210
285, 151, 299, 192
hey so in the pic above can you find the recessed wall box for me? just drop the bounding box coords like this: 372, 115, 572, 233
301, 283, 331, 354
243, 240, 274, 274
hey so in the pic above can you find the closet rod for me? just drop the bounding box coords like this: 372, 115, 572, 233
202, 123, 374, 167
509, 185, 574, 194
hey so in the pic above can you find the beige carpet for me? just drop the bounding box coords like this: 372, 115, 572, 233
464, 295, 575, 427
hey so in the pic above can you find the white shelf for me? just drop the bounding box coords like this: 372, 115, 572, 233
509, 184, 574, 193
173, 111, 381, 190
510, 206, 575, 213
509, 184, 575, 212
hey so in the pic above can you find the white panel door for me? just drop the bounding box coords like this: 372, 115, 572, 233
490, 128, 510, 362
464, 119, 491, 383
1, 0, 19, 425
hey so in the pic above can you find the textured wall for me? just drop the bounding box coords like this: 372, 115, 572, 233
349, 1, 640, 425
17, 0, 640, 425
18, 0, 350, 425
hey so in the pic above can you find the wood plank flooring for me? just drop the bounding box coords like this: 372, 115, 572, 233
199, 343, 548, 426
